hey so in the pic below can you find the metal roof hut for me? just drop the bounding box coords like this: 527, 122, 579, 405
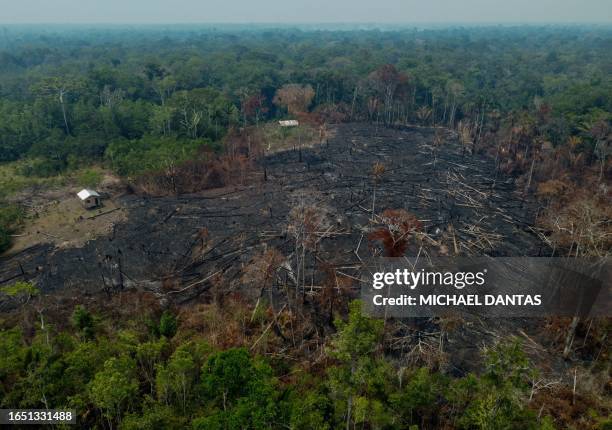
279, 119, 299, 127
77, 189, 101, 209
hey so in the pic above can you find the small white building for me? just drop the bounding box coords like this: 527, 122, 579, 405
77, 189, 101, 209
279, 120, 299, 127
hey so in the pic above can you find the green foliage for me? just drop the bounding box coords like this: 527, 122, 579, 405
158, 310, 178, 338
105, 136, 211, 176
136, 338, 168, 392
483, 337, 534, 388
19, 158, 67, 177
76, 168, 103, 188
156, 346, 197, 412
62, 338, 116, 415
0, 203, 23, 253
390, 368, 447, 427
328, 301, 392, 429
0, 281, 39, 299
0, 160, 67, 199
72, 306, 95, 340
0, 25, 608, 189
289, 389, 333, 430
331, 300, 384, 362
200, 348, 267, 407
121, 401, 186, 430
196, 348, 282, 429
0, 308, 571, 430
0, 328, 27, 399
594, 416, 612, 430
89, 355, 139, 425
449, 339, 542, 430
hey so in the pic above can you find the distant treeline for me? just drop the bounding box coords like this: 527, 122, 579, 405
0, 26, 610, 177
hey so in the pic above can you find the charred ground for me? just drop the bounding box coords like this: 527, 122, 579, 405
1, 123, 544, 303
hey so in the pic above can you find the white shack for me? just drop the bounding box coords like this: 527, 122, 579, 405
77, 188, 101, 209
279, 120, 299, 127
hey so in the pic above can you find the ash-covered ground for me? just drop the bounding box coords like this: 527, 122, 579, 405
1, 123, 544, 308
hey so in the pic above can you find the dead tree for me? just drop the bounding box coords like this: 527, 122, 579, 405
287, 200, 332, 304
370, 162, 386, 222
368, 209, 422, 257
241, 247, 285, 313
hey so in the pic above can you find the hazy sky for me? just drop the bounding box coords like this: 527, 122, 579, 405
1, 0, 611, 24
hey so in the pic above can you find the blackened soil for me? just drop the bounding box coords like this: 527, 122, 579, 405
1, 123, 544, 305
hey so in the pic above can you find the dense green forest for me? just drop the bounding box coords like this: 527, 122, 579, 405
0, 25, 611, 429
0, 25, 610, 170
2, 290, 586, 430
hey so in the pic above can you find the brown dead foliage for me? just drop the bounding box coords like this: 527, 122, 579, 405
313, 102, 350, 124
287, 201, 332, 250
241, 248, 285, 290
273, 84, 315, 115
314, 263, 355, 325
369, 209, 422, 257
542, 316, 611, 362
132, 154, 254, 196
530, 385, 608, 430
536, 179, 572, 203
133, 129, 263, 196
177, 298, 252, 349
537, 190, 611, 257
12, 290, 163, 341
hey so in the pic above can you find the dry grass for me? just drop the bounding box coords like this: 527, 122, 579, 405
260, 122, 328, 154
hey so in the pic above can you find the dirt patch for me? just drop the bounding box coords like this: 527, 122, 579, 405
8, 192, 126, 254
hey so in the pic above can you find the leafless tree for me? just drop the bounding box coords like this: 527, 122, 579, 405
287, 198, 332, 302
370, 162, 386, 222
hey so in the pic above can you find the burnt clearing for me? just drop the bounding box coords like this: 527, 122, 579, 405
1, 123, 545, 303
3, 122, 586, 375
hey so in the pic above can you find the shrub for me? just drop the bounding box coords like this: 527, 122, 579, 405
0, 204, 23, 253
159, 311, 178, 338
72, 306, 95, 340
0, 281, 39, 299
19, 158, 67, 177
76, 168, 103, 188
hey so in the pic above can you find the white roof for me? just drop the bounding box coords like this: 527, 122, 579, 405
279, 120, 299, 127
77, 189, 100, 200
